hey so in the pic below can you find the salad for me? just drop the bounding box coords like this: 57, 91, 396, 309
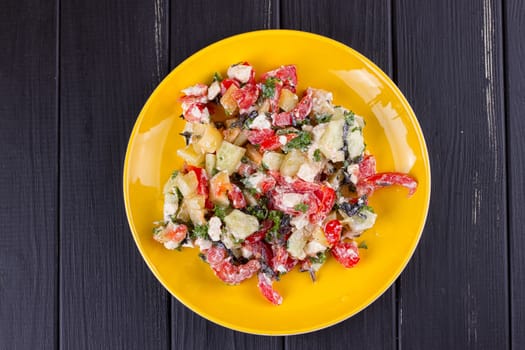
153, 62, 417, 305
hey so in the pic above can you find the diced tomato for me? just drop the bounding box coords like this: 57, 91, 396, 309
220, 78, 240, 95
248, 129, 297, 152
271, 112, 293, 127
271, 89, 313, 126
324, 220, 342, 246
205, 245, 227, 265
181, 103, 209, 123
233, 83, 260, 112
186, 166, 209, 196
331, 241, 360, 268
248, 129, 275, 144
357, 172, 418, 197
260, 177, 276, 194
228, 184, 246, 209
257, 273, 283, 305
359, 155, 376, 179
260, 65, 297, 92
165, 224, 188, 242
259, 135, 283, 152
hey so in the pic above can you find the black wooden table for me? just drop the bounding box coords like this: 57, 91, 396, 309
2, 0, 523, 349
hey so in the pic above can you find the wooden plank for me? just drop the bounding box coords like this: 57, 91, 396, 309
0, 0, 58, 349
169, 0, 283, 348
505, 0, 525, 348
394, 0, 508, 349
281, 1, 395, 349
59, 0, 170, 348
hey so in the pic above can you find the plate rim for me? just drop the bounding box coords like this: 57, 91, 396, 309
123, 29, 431, 335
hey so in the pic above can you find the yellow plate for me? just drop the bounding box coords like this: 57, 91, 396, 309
123, 30, 430, 335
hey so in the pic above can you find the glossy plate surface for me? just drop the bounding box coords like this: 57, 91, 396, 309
123, 30, 430, 335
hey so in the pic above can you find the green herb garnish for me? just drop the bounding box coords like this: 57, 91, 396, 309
294, 203, 309, 213
190, 224, 209, 240
213, 72, 223, 82
310, 251, 327, 264
358, 241, 368, 249
360, 205, 375, 213
213, 205, 228, 220
344, 110, 355, 124
261, 77, 280, 99
283, 131, 312, 152
313, 149, 322, 162
266, 210, 283, 240
246, 205, 268, 221
315, 114, 332, 123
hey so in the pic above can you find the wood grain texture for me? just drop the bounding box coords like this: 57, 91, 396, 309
0, 0, 58, 349
505, 0, 525, 348
59, 0, 170, 348
169, 0, 283, 348
281, 1, 395, 349
395, 0, 508, 349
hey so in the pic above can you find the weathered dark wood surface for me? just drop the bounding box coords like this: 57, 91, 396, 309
1, 0, 522, 349
505, 0, 525, 349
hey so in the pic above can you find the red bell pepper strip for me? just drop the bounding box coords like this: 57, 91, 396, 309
257, 272, 283, 305
357, 172, 418, 197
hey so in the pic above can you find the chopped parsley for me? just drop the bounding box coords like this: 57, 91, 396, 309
266, 210, 283, 241
344, 110, 355, 124
283, 131, 312, 152
313, 149, 322, 162
213, 205, 228, 220
213, 72, 223, 82
358, 241, 368, 249
361, 205, 375, 213
190, 224, 209, 240
170, 170, 179, 179
261, 77, 280, 99
315, 114, 332, 123
310, 251, 327, 264
246, 205, 268, 221
294, 203, 309, 213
